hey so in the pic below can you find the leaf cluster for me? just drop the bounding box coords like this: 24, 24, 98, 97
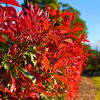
0, 1, 89, 100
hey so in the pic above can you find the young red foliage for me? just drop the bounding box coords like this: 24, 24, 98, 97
0, 1, 89, 100
42, 53, 51, 72
0, 0, 21, 7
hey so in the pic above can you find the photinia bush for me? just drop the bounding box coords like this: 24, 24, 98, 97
0, 1, 89, 100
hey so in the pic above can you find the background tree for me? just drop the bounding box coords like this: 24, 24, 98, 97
22, 0, 60, 10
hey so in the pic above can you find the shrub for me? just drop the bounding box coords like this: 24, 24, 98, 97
0, 1, 89, 99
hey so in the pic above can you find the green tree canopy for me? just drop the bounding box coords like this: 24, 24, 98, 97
22, 0, 60, 10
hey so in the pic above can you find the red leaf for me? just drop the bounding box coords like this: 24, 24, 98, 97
37, 76, 49, 83
64, 38, 73, 44
23, 15, 32, 32
55, 25, 71, 30
42, 20, 51, 30
7, 27, 15, 40
61, 12, 75, 23
36, 83, 46, 90
71, 27, 83, 32
57, 43, 66, 50
27, 92, 39, 98
11, 75, 16, 92
58, 49, 64, 57
0, 98, 2, 100
35, 85, 50, 96
0, 35, 6, 43
4, 87, 14, 95
46, 5, 55, 16
72, 23, 84, 27
42, 53, 50, 72
46, 5, 60, 18
60, 30, 69, 34
0, 0, 21, 7
53, 75, 68, 85
53, 60, 64, 71
61, 52, 72, 58
79, 34, 84, 40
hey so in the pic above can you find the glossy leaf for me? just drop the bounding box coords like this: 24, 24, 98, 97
0, 0, 21, 7
42, 53, 50, 72
53, 75, 68, 85
35, 86, 50, 96
10, 75, 16, 92
57, 43, 66, 50
0, 2, 89, 99
53, 60, 64, 71
23, 15, 33, 32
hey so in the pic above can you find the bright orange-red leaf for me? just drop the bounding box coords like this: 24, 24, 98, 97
53, 75, 68, 85
11, 75, 16, 92
53, 60, 64, 71
46, 5, 60, 16
23, 15, 32, 32
37, 76, 49, 83
36, 83, 46, 90
35, 86, 50, 96
55, 25, 71, 30
57, 43, 66, 50
61, 12, 75, 23
0, 0, 21, 7
72, 23, 84, 27
60, 30, 69, 34
64, 38, 73, 44
42, 53, 50, 72
61, 52, 72, 58
71, 27, 83, 32
42, 20, 51, 30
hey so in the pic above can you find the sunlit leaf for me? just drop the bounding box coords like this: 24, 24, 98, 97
53, 75, 68, 85
42, 54, 50, 72
53, 60, 64, 71
57, 43, 66, 50
35, 85, 50, 96
0, 0, 21, 7
10, 75, 16, 92
4, 63, 9, 71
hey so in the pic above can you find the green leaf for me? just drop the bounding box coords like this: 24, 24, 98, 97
19, 68, 36, 84
40, 93, 49, 100
30, 53, 37, 67
4, 63, 9, 70
3, 54, 8, 62
3, 34, 8, 41
0, 48, 4, 52
23, 51, 29, 56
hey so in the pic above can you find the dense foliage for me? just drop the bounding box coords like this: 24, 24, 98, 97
59, 3, 87, 37
22, 0, 87, 37
0, 0, 89, 100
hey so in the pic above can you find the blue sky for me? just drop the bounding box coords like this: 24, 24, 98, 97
14, 0, 100, 50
